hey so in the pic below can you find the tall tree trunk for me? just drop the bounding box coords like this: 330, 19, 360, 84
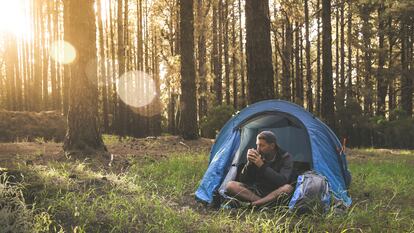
282, 18, 292, 101
33, 1, 42, 111
212, 3, 222, 105
151, 32, 162, 136
294, 22, 302, 106
335, 3, 339, 105
316, 0, 321, 115
388, 16, 395, 119
321, 0, 335, 129
97, 0, 109, 132
63, 0, 106, 154
197, 0, 208, 120
304, 0, 313, 112
238, 0, 246, 107
5, 36, 18, 111
346, 0, 353, 102
224, 0, 231, 105
180, 0, 198, 139
401, 17, 412, 116
42, 11, 49, 110
63, 0, 71, 115
117, 0, 126, 136
376, 3, 387, 117
245, 0, 274, 104
231, 2, 238, 109
108, 2, 118, 132
361, 4, 373, 116
218, 0, 224, 103
273, 3, 279, 98
338, 0, 346, 110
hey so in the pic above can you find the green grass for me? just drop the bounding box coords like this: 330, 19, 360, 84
1, 149, 414, 232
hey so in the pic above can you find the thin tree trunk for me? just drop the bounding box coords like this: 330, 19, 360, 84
316, 0, 321, 116
376, 2, 387, 117
231, 2, 238, 109
338, 0, 345, 110
63, 0, 71, 115
238, 0, 246, 107
5, 36, 18, 111
97, 0, 109, 132
321, 0, 335, 129
197, 0, 208, 120
335, 3, 339, 106
224, 0, 231, 105
33, 1, 42, 111
346, 0, 353, 102
295, 22, 302, 106
212, 3, 222, 105
361, 4, 373, 115
117, 0, 126, 136
42, 10, 50, 110
273, 3, 279, 98
401, 18, 412, 116
388, 16, 395, 119
304, 0, 313, 112
282, 18, 292, 101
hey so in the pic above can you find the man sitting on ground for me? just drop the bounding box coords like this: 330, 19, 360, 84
226, 131, 294, 206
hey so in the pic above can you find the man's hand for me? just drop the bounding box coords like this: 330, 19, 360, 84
247, 149, 264, 168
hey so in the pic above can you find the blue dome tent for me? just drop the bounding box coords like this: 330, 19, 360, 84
195, 100, 352, 207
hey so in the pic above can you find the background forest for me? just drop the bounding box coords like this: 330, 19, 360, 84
0, 1, 413, 232
0, 0, 413, 149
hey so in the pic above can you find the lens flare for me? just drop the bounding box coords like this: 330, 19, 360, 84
116, 71, 158, 111
50, 40, 77, 64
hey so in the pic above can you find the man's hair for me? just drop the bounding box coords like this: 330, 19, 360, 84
257, 131, 277, 146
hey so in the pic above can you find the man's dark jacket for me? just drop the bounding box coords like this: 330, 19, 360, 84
239, 147, 293, 195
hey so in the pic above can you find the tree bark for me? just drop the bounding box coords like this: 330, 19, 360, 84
212, 3, 222, 105
376, 3, 387, 117
231, 2, 238, 109
179, 0, 199, 139
282, 18, 292, 101
346, 0, 353, 101
295, 22, 302, 106
224, 0, 231, 105
361, 4, 373, 116
338, 0, 345, 110
245, 0, 274, 104
321, 0, 335, 129
5, 36, 18, 111
238, 0, 246, 107
316, 0, 321, 116
387, 16, 396, 119
63, 0, 106, 154
197, 0, 208, 120
304, 0, 313, 112
401, 17, 412, 116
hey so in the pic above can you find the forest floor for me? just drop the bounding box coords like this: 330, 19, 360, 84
0, 136, 413, 232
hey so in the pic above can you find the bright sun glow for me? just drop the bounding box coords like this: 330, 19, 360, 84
0, 0, 32, 39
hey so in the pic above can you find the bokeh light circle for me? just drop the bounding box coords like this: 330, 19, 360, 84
117, 70, 157, 109
50, 40, 77, 64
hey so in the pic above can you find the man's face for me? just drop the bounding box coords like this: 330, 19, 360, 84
256, 138, 275, 155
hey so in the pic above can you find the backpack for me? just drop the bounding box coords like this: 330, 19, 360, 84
288, 171, 331, 215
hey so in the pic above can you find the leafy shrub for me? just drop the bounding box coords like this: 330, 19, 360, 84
336, 99, 414, 149
200, 105, 235, 138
